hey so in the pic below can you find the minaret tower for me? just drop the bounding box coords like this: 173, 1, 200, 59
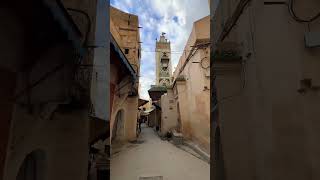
155, 32, 172, 87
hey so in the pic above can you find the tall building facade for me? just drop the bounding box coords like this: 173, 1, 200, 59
155, 33, 172, 87
110, 6, 140, 143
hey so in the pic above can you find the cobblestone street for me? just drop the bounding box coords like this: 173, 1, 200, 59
111, 124, 210, 180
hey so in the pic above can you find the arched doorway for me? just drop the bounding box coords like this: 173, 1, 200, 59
112, 109, 125, 143
16, 150, 46, 180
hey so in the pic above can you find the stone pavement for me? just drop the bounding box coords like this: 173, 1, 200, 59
111, 124, 210, 180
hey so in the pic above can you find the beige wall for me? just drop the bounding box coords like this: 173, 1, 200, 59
173, 16, 210, 79
171, 15, 210, 153
213, 1, 320, 180
110, 6, 141, 75
174, 48, 210, 153
110, 75, 138, 142
148, 109, 161, 128
160, 89, 178, 136
175, 81, 190, 135
110, 6, 141, 143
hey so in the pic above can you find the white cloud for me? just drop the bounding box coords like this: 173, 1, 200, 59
111, 0, 209, 100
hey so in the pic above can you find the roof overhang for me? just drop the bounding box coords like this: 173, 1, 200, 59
148, 86, 167, 101
138, 99, 149, 107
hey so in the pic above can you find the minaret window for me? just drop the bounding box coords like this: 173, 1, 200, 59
161, 56, 169, 69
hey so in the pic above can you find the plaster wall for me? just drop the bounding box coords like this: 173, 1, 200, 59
160, 89, 178, 136
213, 0, 320, 179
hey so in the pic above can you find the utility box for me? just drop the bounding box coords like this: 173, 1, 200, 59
305, 32, 320, 48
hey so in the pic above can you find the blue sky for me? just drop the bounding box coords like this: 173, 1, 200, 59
110, 0, 209, 100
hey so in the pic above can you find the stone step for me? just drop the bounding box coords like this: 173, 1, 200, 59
183, 141, 210, 163
172, 131, 183, 145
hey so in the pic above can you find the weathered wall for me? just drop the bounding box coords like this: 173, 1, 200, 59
213, 0, 320, 180
2, 42, 90, 180
175, 48, 210, 153
4, 109, 89, 180
148, 109, 161, 128
110, 76, 138, 142
90, 0, 110, 121
123, 97, 138, 140
160, 89, 178, 136
1, 0, 106, 179
110, 6, 140, 143
173, 16, 210, 79
172, 15, 210, 153
110, 6, 141, 74
175, 81, 191, 137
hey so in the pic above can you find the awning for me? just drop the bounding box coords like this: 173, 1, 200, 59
139, 98, 149, 107
148, 85, 167, 101
110, 34, 137, 81
144, 108, 155, 114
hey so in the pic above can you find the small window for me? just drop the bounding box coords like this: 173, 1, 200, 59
125, 49, 129, 54
138, 49, 140, 58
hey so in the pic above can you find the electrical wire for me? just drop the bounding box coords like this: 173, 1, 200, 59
288, 0, 320, 23
219, 0, 251, 42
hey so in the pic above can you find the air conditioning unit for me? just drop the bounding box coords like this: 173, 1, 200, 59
305, 32, 320, 48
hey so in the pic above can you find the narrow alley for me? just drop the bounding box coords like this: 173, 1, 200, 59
111, 124, 210, 180
110, 2, 210, 179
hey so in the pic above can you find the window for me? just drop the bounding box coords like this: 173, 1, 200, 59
138, 48, 140, 58
125, 48, 129, 54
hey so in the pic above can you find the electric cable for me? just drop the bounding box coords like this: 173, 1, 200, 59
288, 0, 320, 23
